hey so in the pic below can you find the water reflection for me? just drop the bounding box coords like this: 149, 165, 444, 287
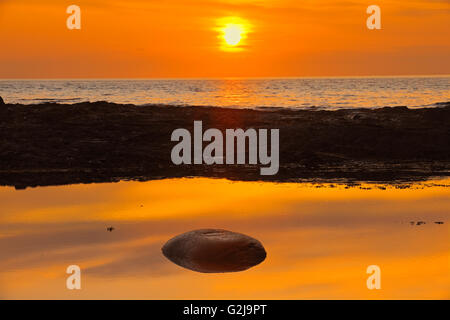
0, 178, 448, 299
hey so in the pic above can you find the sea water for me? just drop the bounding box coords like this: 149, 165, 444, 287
0, 76, 448, 109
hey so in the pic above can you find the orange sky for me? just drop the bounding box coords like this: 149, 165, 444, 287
0, 0, 449, 78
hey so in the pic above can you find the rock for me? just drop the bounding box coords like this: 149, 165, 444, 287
0, 96, 4, 105
162, 229, 266, 273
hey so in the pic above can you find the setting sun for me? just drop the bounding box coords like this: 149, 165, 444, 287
216, 17, 250, 52
223, 24, 243, 46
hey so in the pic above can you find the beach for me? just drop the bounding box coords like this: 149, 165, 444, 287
1, 101, 449, 189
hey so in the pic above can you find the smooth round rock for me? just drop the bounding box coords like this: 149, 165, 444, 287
162, 229, 266, 273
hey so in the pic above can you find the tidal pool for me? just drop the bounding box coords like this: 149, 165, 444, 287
0, 178, 448, 299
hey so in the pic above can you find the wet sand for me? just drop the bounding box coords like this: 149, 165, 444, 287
1, 101, 449, 188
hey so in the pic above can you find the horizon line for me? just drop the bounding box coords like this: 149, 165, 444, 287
1, 74, 450, 81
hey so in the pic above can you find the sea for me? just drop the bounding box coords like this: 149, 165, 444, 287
0, 76, 449, 109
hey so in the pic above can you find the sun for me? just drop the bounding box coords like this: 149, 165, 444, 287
216, 17, 250, 52
223, 24, 243, 46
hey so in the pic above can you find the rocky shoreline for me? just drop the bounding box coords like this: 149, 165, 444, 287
1, 100, 449, 189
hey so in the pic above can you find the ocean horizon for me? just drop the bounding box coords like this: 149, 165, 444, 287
1, 75, 449, 109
